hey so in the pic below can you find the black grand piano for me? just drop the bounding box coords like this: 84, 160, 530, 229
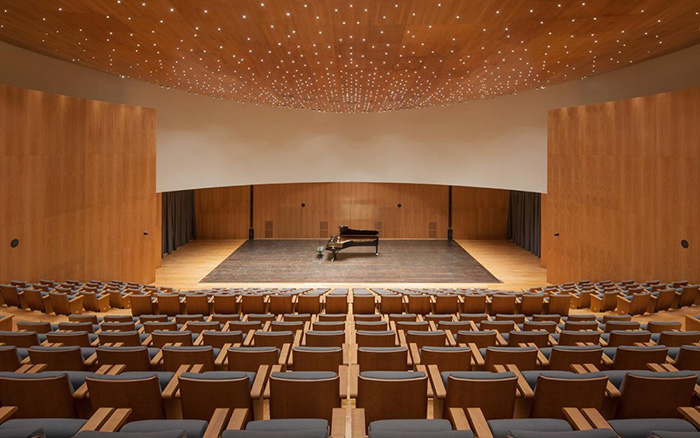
326, 225, 379, 261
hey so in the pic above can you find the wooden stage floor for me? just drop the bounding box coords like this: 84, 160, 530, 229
155, 239, 548, 290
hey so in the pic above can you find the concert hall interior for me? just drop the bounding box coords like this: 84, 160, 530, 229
0, 1, 699, 437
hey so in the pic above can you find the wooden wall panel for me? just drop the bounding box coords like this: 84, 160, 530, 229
195, 182, 509, 240
195, 186, 250, 239
452, 186, 509, 239
545, 86, 700, 284
0, 84, 158, 284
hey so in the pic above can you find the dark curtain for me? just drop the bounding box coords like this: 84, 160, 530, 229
506, 190, 541, 257
161, 190, 196, 256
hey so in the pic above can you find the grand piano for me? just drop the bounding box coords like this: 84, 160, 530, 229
326, 225, 379, 261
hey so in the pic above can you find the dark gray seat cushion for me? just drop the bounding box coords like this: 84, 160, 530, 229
0, 371, 95, 392
121, 420, 208, 438
0, 427, 44, 438
441, 371, 515, 386
369, 419, 475, 436
360, 371, 426, 380
506, 430, 616, 438
609, 419, 698, 438
76, 432, 185, 438
181, 371, 256, 386
88, 371, 174, 390
0, 419, 87, 438
487, 418, 572, 438
271, 371, 337, 380
648, 432, 700, 438
371, 432, 473, 438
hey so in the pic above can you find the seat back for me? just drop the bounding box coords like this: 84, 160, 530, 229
0, 346, 22, 371
297, 295, 321, 314
201, 331, 244, 348
58, 321, 95, 333
48, 292, 73, 316
679, 286, 699, 307
675, 346, 700, 370
143, 321, 178, 333
507, 330, 550, 348
98, 331, 142, 347
435, 295, 459, 314
406, 330, 447, 349
100, 322, 137, 332
355, 321, 389, 332
305, 331, 345, 348
616, 372, 696, 418
564, 321, 599, 331
480, 320, 515, 334
253, 331, 294, 349
0, 285, 22, 307
86, 374, 166, 420
484, 347, 538, 372
270, 371, 340, 421
490, 295, 516, 315
17, 321, 52, 334
293, 347, 343, 371
325, 295, 349, 314
179, 372, 253, 420
653, 289, 677, 311
129, 295, 155, 316
420, 347, 472, 372
462, 295, 487, 314
547, 294, 571, 316
47, 331, 92, 348
271, 321, 304, 333
646, 321, 682, 334
23, 289, 47, 312
456, 331, 497, 349
29, 346, 86, 371
0, 373, 77, 417
312, 321, 346, 332
530, 373, 608, 418
444, 372, 517, 420
185, 294, 210, 315
357, 347, 408, 372
151, 330, 194, 348
228, 346, 279, 372
520, 294, 545, 316
156, 294, 182, 316
356, 331, 396, 348
186, 321, 220, 334
548, 346, 603, 371
407, 295, 431, 315
612, 346, 669, 370
212, 294, 238, 314
379, 295, 403, 314
522, 321, 557, 334
557, 330, 601, 346
353, 295, 377, 314
657, 331, 700, 348
96, 346, 152, 371
606, 330, 651, 347
162, 346, 216, 372
358, 371, 428, 425
0, 331, 40, 348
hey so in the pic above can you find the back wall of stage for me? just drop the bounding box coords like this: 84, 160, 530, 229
195, 183, 509, 240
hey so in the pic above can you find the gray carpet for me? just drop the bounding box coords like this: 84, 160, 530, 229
201, 240, 500, 283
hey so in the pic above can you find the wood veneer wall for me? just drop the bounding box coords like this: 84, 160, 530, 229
195, 182, 509, 239
0, 84, 159, 284
544, 86, 700, 284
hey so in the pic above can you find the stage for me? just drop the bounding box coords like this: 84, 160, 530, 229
201, 240, 499, 283
155, 239, 548, 290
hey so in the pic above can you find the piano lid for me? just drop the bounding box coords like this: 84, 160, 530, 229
338, 225, 379, 236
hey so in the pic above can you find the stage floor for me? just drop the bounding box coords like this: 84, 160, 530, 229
155, 239, 548, 289
201, 240, 500, 283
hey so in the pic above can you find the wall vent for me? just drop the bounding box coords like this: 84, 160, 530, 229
264, 221, 274, 238
429, 222, 438, 238
320, 221, 329, 238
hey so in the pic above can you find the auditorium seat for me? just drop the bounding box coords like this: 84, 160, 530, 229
268, 370, 341, 422
358, 346, 409, 372
356, 370, 429, 426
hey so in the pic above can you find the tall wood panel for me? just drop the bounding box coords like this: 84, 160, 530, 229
452, 186, 509, 239
545, 86, 700, 283
195, 186, 250, 239
0, 84, 158, 284
195, 182, 509, 240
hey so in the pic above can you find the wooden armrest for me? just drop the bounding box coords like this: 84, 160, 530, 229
601, 353, 613, 367
468, 343, 484, 368
330, 408, 346, 438
581, 408, 614, 430
0, 406, 17, 424
534, 345, 550, 367
469, 321, 479, 331
243, 332, 254, 346
427, 364, 447, 399
216, 343, 232, 367
85, 352, 98, 367
416, 364, 433, 398
496, 332, 507, 346
349, 364, 359, 398
448, 407, 471, 431
351, 408, 367, 438
150, 349, 163, 367
80, 407, 117, 431
97, 408, 131, 432
141, 335, 152, 346
203, 408, 233, 438
162, 364, 192, 399
445, 330, 457, 346
409, 343, 421, 366
226, 408, 250, 431
506, 364, 534, 399
279, 343, 291, 368
563, 407, 592, 430
339, 365, 349, 399
466, 407, 493, 438
679, 407, 700, 430
250, 364, 269, 400
397, 330, 407, 347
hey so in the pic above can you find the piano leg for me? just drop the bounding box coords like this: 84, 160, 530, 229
331, 250, 337, 262
375, 241, 379, 256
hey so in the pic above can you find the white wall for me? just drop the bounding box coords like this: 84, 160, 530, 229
2, 41, 700, 194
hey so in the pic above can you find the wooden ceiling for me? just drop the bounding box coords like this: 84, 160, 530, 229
1, 1, 700, 112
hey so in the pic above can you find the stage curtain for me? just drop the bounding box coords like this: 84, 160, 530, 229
506, 190, 541, 257
161, 190, 196, 255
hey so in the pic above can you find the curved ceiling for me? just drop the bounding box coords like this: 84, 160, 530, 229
1, 1, 699, 113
